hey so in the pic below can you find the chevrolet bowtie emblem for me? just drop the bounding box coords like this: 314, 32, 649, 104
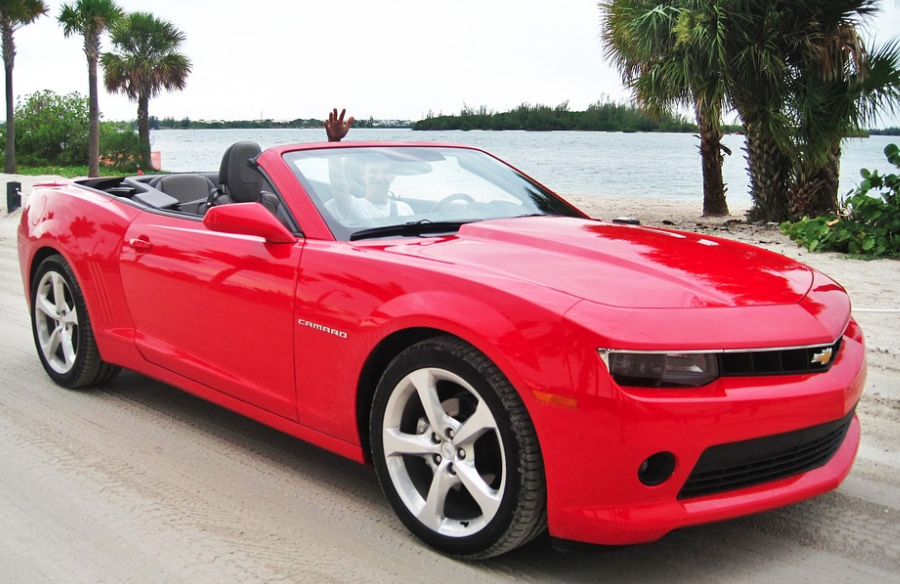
811, 347, 833, 366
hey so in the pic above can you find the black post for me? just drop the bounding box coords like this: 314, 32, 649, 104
6, 180, 20, 213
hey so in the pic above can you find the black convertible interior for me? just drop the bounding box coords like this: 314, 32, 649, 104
78, 141, 294, 228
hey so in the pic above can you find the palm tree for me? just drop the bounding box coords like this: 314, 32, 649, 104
101, 11, 190, 166
58, 0, 124, 178
726, 0, 900, 221
723, 0, 795, 222
0, 0, 47, 173
781, 2, 900, 218
600, 0, 731, 216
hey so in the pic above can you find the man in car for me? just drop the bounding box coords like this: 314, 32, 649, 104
323, 108, 414, 223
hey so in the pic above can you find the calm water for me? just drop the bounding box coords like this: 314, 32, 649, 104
149, 128, 899, 208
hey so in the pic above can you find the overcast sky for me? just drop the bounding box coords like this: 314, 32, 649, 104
12, 0, 900, 127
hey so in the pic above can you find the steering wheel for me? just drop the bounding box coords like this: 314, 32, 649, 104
432, 192, 475, 213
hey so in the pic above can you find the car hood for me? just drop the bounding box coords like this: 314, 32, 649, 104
379, 216, 815, 309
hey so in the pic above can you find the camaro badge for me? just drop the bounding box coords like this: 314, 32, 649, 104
298, 318, 348, 339
811, 347, 833, 366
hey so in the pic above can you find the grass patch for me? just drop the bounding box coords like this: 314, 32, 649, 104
15, 166, 168, 178
16, 165, 120, 178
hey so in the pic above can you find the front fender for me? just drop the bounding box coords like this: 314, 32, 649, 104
291, 240, 581, 446
371, 289, 571, 396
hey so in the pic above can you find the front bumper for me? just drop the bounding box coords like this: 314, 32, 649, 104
531, 319, 866, 546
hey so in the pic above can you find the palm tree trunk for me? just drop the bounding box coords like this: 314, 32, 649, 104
820, 143, 842, 211
3, 25, 16, 174
137, 92, 151, 168
697, 109, 729, 216
743, 120, 791, 222
806, 143, 841, 218
88, 58, 100, 177
87, 34, 101, 178
783, 141, 840, 220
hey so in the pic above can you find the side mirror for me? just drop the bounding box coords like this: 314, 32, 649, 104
203, 203, 297, 243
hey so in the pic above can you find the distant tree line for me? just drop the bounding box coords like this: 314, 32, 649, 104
869, 128, 900, 136
149, 116, 414, 130
151, 116, 326, 130
413, 101, 710, 133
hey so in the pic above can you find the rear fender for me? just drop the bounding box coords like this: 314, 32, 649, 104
18, 186, 142, 364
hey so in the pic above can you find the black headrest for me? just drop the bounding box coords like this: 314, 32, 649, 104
219, 141, 263, 203
154, 174, 216, 202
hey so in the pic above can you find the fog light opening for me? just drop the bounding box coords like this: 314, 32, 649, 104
638, 452, 676, 486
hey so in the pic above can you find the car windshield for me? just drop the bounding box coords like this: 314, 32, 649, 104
284, 146, 581, 240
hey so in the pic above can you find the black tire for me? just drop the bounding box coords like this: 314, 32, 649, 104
30, 255, 121, 389
370, 336, 546, 558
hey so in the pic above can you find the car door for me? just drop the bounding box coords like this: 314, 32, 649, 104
119, 210, 303, 419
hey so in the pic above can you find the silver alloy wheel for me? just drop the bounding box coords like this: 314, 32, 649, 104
381, 366, 506, 538
34, 270, 79, 375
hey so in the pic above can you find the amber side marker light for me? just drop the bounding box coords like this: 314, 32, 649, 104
532, 390, 578, 409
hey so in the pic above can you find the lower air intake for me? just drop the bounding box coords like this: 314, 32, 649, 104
678, 408, 855, 500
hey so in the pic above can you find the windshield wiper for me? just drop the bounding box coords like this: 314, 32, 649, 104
349, 219, 473, 241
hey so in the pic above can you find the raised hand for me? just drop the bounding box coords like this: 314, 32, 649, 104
325, 108, 354, 142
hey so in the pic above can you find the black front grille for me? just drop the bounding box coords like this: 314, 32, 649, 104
720, 338, 842, 377
678, 408, 855, 500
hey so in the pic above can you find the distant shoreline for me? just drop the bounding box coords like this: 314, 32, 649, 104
148, 125, 899, 137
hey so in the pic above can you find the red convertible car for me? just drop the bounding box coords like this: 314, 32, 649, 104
17, 141, 866, 558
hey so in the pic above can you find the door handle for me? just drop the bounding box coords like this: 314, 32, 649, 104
127, 238, 153, 252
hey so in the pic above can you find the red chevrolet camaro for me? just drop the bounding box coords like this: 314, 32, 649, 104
17, 141, 866, 558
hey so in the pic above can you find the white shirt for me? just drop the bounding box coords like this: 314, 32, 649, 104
326, 196, 414, 224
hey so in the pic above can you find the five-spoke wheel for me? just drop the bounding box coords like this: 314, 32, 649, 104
371, 336, 545, 558
31, 255, 120, 388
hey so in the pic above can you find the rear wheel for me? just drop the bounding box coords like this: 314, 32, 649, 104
370, 336, 546, 558
31, 255, 120, 389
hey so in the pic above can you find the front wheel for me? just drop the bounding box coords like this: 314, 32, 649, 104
370, 336, 546, 558
30, 255, 120, 389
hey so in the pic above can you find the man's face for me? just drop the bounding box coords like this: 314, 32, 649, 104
364, 163, 395, 199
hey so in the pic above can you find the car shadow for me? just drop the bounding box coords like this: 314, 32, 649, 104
100, 370, 382, 502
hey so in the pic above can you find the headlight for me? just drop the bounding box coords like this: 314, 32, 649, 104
598, 350, 719, 388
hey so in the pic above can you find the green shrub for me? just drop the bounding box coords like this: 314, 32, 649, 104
99, 125, 147, 173
781, 143, 900, 258
14, 90, 90, 167
3, 91, 146, 174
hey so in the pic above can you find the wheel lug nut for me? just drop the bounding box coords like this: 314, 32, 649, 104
457, 448, 466, 460
448, 463, 456, 475
433, 454, 442, 465
446, 428, 455, 439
